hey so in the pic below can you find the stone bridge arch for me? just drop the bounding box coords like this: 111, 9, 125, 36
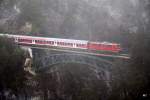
35, 53, 113, 72
34, 53, 113, 90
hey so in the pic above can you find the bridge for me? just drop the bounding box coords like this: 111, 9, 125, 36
0, 34, 130, 76
21, 43, 129, 75
20, 45, 129, 76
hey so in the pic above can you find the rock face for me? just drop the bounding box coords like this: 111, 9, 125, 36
19, 22, 32, 33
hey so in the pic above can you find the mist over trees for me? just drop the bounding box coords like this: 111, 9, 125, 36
0, 0, 149, 41
0, 37, 27, 99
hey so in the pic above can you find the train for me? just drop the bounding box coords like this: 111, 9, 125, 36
0, 34, 121, 53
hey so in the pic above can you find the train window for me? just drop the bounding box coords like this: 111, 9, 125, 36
82, 44, 85, 47
76, 44, 80, 47
18, 39, 21, 42
70, 43, 73, 46
36, 40, 43, 43
18, 38, 32, 43
60, 42, 73, 46
64, 43, 67, 46
61, 42, 64, 45
42, 40, 45, 44
64, 42, 66, 45
46, 41, 49, 44
49, 41, 52, 44
19, 39, 23, 42
43, 40, 46, 44
73, 43, 85, 47
68, 43, 71, 46
57, 42, 62, 45
60, 42, 64, 45
51, 41, 54, 44
39, 40, 42, 43
64, 43, 67, 45
43, 41, 45, 43
47, 41, 50, 44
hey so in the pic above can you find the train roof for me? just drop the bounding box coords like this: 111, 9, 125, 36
0, 34, 88, 44
89, 41, 120, 45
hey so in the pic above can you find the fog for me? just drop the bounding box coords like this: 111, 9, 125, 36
0, 0, 149, 41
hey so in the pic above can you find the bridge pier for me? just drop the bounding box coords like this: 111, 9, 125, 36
21, 46, 36, 75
